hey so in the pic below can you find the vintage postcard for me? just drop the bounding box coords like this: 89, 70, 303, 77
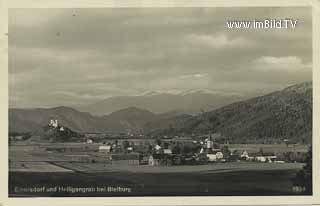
0, 0, 320, 205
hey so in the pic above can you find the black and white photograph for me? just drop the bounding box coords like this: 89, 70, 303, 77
8, 6, 313, 197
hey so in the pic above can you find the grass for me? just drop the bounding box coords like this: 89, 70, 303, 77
53, 162, 304, 173
227, 143, 308, 153
9, 168, 306, 197
10, 162, 73, 172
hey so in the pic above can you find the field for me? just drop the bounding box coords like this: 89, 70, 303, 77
52, 162, 304, 173
10, 162, 73, 172
227, 144, 308, 153
10, 167, 305, 197
9, 143, 309, 196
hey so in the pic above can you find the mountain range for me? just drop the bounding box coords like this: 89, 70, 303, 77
146, 82, 312, 143
77, 89, 246, 115
9, 82, 312, 143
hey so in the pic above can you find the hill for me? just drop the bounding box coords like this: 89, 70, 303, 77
100, 107, 157, 133
9, 106, 170, 134
9, 106, 105, 133
147, 82, 312, 144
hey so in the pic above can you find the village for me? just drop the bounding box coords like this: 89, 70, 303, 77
9, 119, 309, 172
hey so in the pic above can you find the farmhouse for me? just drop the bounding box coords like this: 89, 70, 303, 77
240, 150, 250, 160
207, 151, 224, 162
107, 153, 140, 165
86, 139, 93, 144
148, 155, 158, 166
149, 153, 172, 166
139, 155, 149, 165
99, 145, 111, 153
253, 152, 277, 163
240, 150, 277, 162
163, 149, 172, 155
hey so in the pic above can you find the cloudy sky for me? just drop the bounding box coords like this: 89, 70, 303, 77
9, 7, 312, 108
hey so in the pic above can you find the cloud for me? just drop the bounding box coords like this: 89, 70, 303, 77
179, 73, 207, 79
186, 34, 250, 49
8, 7, 312, 108
252, 56, 311, 72
9, 9, 66, 27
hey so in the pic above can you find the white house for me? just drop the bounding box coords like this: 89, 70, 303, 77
240, 150, 249, 160
207, 151, 223, 162
86, 139, 93, 144
207, 154, 217, 162
148, 155, 154, 166
163, 149, 172, 155
216, 151, 224, 159
99, 145, 111, 153
49, 119, 59, 128
205, 139, 213, 149
155, 144, 161, 151
255, 156, 267, 162
255, 155, 277, 163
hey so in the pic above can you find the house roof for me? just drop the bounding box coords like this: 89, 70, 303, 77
99, 145, 111, 150
163, 149, 172, 154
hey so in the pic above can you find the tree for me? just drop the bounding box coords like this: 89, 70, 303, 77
221, 145, 231, 159
183, 145, 192, 154
172, 145, 181, 154
259, 147, 264, 155
122, 140, 130, 149
155, 138, 162, 146
292, 146, 312, 194
164, 142, 169, 149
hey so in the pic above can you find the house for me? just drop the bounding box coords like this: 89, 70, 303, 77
255, 153, 277, 163
240, 150, 249, 160
255, 156, 267, 162
99, 145, 111, 153
149, 154, 172, 166
207, 154, 217, 162
205, 139, 213, 149
140, 155, 149, 165
108, 153, 140, 165
13, 136, 24, 141
245, 152, 277, 162
163, 149, 172, 155
206, 151, 224, 162
155, 144, 161, 151
148, 155, 157, 166
216, 151, 224, 159
49, 119, 59, 128
229, 152, 240, 162
86, 139, 93, 144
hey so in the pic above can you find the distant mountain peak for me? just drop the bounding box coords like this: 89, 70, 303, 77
179, 89, 217, 96
78, 88, 247, 115
179, 89, 242, 97
50, 106, 78, 111
141, 91, 163, 96
111, 106, 152, 113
